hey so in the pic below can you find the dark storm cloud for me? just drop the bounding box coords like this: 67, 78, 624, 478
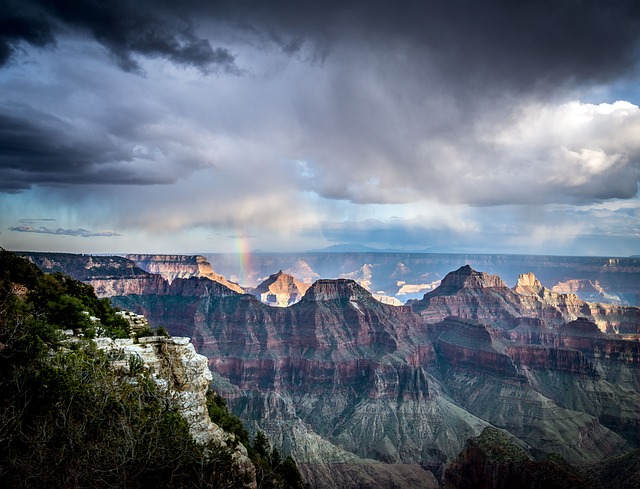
0, 0, 237, 73
0, 107, 176, 191
8, 225, 121, 237
0, 1, 55, 66
208, 0, 640, 92
4, 0, 640, 85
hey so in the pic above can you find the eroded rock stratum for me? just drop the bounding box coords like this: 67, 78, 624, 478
23, 253, 640, 488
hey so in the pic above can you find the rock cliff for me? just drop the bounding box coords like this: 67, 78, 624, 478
20, 252, 166, 298
94, 335, 256, 486
127, 254, 244, 293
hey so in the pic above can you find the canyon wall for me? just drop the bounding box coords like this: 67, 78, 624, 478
111, 273, 638, 487
19, 252, 640, 487
127, 254, 244, 293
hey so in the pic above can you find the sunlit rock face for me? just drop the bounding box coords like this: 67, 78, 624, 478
248, 270, 310, 307
127, 254, 244, 293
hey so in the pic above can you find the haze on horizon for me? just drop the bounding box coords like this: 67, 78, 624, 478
1, 0, 639, 257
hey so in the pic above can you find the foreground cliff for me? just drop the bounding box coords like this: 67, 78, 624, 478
95, 336, 251, 452
0, 251, 256, 488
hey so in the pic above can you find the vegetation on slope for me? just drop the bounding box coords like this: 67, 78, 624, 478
0, 250, 305, 488
207, 391, 308, 489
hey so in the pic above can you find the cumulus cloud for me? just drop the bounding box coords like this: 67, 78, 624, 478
8, 225, 121, 237
268, 91, 640, 206
442, 100, 640, 205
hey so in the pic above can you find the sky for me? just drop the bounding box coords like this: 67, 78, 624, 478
1, 0, 640, 256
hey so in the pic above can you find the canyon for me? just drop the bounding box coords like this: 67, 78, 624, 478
18, 252, 640, 488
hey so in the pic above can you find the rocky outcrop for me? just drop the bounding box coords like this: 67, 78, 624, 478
127, 254, 244, 293
412, 266, 640, 332
249, 270, 310, 307
94, 335, 256, 486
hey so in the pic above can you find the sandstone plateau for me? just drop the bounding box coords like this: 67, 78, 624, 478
18, 253, 640, 488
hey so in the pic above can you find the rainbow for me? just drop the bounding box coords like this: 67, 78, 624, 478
234, 233, 252, 287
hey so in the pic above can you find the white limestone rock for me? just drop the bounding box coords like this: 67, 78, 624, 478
95, 335, 255, 485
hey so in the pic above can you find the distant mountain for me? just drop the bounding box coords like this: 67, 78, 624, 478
412, 265, 640, 333
248, 270, 310, 307
207, 252, 640, 306
309, 243, 417, 253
